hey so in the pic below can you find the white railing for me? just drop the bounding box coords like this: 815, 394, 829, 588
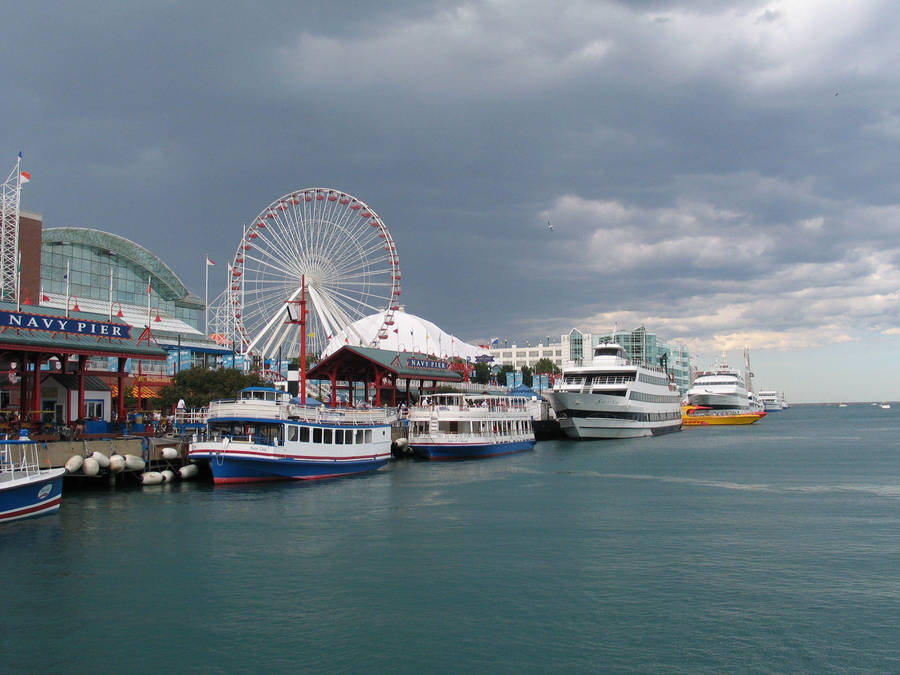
0, 440, 42, 479
175, 408, 209, 425
202, 399, 397, 426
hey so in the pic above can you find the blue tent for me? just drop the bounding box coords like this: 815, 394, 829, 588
507, 383, 544, 400
290, 396, 323, 406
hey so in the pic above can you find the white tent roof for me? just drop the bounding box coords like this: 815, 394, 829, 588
322, 310, 489, 360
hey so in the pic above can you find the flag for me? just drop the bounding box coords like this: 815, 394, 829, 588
491, 338, 500, 345
206, 257, 215, 266
19, 171, 30, 183
393, 328, 399, 334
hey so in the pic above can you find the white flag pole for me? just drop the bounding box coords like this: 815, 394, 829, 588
65, 260, 71, 317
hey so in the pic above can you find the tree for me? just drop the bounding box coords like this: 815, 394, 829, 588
520, 364, 533, 387
533, 357, 559, 375
157, 367, 265, 409
495, 364, 515, 387
473, 362, 492, 385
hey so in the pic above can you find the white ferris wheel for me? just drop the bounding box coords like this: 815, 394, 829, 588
223, 188, 401, 362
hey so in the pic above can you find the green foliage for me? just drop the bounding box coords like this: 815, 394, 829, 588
157, 367, 265, 408
520, 364, 533, 387
533, 357, 559, 375
473, 362, 492, 384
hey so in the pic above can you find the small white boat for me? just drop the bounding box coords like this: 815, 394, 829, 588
1, 430, 65, 522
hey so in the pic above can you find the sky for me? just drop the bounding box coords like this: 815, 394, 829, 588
3, 0, 900, 403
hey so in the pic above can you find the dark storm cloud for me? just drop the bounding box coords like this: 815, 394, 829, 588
4, 0, 900, 363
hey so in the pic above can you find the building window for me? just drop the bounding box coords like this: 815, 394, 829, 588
85, 400, 103, 419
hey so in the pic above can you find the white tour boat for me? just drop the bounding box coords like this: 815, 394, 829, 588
544, 343, 682, 439
758, 390, 784, 412
188, 387, 395, 484
406, 393, 535, 460
686, 360, 752, 410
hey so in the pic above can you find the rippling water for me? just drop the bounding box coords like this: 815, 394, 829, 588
3, 404, 900, 672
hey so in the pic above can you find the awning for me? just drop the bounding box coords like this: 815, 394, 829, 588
109, 384, 162, 399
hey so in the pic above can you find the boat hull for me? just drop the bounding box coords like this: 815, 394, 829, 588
556, 415, 682, 439
188, 445, 391, 484
411, 439, 535, 461
681, 407, 766, 426
0, 470, 65, 522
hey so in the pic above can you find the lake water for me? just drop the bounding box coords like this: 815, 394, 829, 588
3, 404, 900, 673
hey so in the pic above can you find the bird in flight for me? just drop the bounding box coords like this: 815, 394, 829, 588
547, 220, 554, 231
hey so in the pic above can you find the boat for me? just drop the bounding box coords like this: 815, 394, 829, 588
187, 387, 395, 484
758, 390, 784, 412
406, 393, 535, 459
1, 430, 65, 522
881, 403, 892, 409
682, 405, 767, 426
543, 342, 682, 439
686, 357, 752, 410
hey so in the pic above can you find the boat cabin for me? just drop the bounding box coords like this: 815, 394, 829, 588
239, 387, 291, 404
593, 343, 628, 360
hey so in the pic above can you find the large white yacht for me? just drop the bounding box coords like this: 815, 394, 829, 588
686, 360, 751, 410
544, 343, 682, 439
758, 390, 784, 412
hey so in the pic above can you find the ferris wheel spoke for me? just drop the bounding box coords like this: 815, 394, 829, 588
306, 285, 343, 341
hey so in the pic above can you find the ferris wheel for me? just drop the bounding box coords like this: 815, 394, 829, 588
227, 188, 401, 362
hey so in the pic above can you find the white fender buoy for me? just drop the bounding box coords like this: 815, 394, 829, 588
140, 471, 163, 485
178, 463, 199, 479
65, 455, 84, 473
124, 454, 145, 471
82, 457, 100, 476
90, 451, 110, 468
161, 447, 179, 460
160, 469, 176, 482
395, 438, 408, 450
109, 454, 126, 472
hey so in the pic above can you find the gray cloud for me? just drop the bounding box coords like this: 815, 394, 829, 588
4, 0, 900, 399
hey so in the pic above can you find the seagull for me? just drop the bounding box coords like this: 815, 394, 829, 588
834, 91, 839, 96
547, 220, 554, 231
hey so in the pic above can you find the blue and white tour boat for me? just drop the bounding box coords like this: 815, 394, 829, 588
406, 393, 536, 460
187, 387, 395, 484
1, 429, 65, 522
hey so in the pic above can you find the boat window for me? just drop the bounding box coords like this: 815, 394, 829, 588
287, 426, 298, 442
300, 427, 310, 442
335, 429, 344, 444
313, 428, 322, 443
324, 429, 332, 444
365, 429, 372, 443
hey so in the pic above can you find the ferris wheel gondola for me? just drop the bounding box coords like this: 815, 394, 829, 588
227, 188, 401, 362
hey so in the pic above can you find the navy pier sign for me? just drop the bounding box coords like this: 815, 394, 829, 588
406, 357, 449, 370
0, 310, 132, 340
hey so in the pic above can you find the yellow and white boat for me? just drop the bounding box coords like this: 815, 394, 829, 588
681, 405, 767, 426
